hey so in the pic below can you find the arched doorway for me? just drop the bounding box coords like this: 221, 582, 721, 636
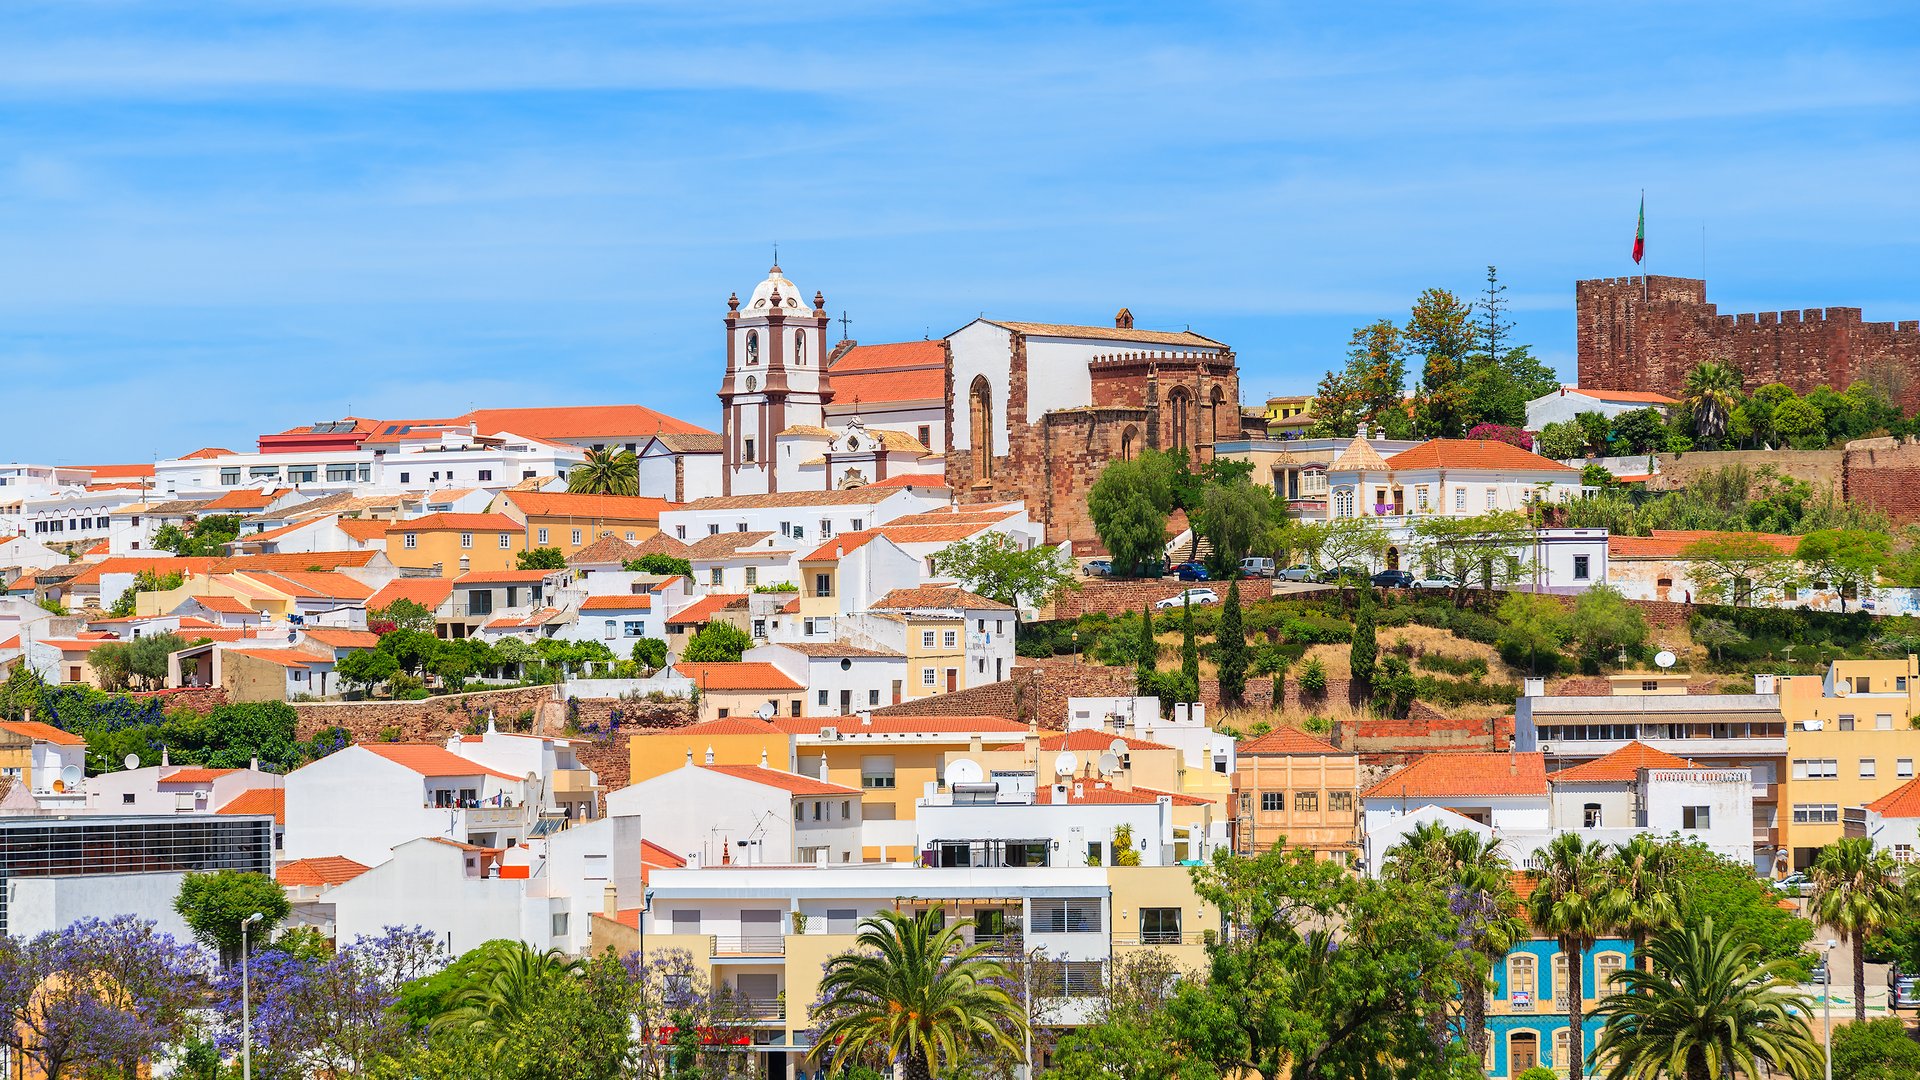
1385, 546, 1400, 571
1508, 1032, 1539, 1073
1210, 385, 1227, 443
969, 375, 994, 481
1119, 425, 1138, 462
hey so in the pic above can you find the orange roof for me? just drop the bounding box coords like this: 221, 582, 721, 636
455, 570, 556, 584
867, 473, 949, 489
201, 488, 289, 511
1238, 728, 1343, 755
1867, 778, 1920, 818
0, 637, 18, 651
666, 593, 749, 625
1608, 530, 1800, 559
234, 517, 329, 545
464, 404, 711, 441
777, 715, 1028, 736
81, 463, 156, 479
801, 530, 879, 562
1379, 439, 1577, 474
580, 595, 652, 611
830, 339, 946, 373
700, 764, 860, 796
180, 447, 236, 459
885, 506, 1021, 528
162, 767, 237, 783
185, 595, 259, 615
1036, 729, 1176, 752
218, 788, 286, 825
871, 585, 1013, 611
499, 491, 669, 520
779, 595, 800, 614
387, 513, 520, 533
245, 570, 374, 601
276, 856, 371, 887
1362, 752, 1548, 799
301, 628, 382, 650
1547, 742, 1695, 783
831, 367, 945, 405
675, 662, 803, 691
679, 716, 783, 736
360, 744, 520, 781
225, 648, 325, 669
337, 518, 393, 543
1566, 387, 1678, 405
1034, 781, 1206, 805
0, 720, 85, 746
367, 578, 454, 612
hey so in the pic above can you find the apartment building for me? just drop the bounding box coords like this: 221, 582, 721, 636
1779, 655, 1920, 870
1232, 727, 1360, 859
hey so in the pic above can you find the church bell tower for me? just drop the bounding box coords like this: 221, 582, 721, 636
718, 264, 832, 496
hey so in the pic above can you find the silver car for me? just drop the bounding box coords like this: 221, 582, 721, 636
1278, 564, 1316, 582
1892, 970, 1919, 1009
1155, 588, 1219, 609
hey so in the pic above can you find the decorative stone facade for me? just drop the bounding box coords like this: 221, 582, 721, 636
1577, 275, 1920, 408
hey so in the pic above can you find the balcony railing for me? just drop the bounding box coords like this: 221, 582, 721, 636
732, 998, 785, 1022
1113, 931, 1210, 947
710, 935, 786, 957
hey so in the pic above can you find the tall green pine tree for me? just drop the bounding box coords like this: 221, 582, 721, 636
1180, 600, 1200, 701
1350, 597, 1377, 690
1215, 581, 1247, 706
1134, 604, 1157, 694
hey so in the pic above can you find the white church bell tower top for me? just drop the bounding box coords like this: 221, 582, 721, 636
746, 264, 806, 316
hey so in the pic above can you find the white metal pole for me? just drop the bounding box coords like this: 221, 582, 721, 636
242, 912, 263, 1080
1824, 938, 1836, 1080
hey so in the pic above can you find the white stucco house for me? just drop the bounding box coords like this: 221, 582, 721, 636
605, 758, 864, 866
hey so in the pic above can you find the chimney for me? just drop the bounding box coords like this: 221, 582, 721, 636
685, 748, 694, 766
1115, 308, 1134, 329
249, 755, 259, 772
759, 747, 769, 767
704, 745, 715, 765
1755, 673, 1776, 695
858, 711, 872, 726
602, 881, 618, 918
161, 746, 170, 767
818, 753, 830, 780
1523, 677, 1545, 698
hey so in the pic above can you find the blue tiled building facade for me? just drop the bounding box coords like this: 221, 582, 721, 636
1483, 936, 1635, 1077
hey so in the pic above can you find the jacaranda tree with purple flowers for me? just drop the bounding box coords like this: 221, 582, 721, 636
210, 925, 445, 1079
0, 915, 208, 1080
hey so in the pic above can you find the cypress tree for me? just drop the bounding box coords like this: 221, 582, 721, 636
1180, 600, 1200, 700
1216, 580, 1247, 706
1350, 597, 1377, 689
1135, 604, 1157, 695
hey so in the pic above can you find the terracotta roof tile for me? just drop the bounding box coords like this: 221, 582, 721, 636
685, 531, 780, 560
828, 339, 946, 373
218, 787, 286, 825
301, 628, 382, 650
360, 744, 520, 781
1608, 530, 1800, 559
679, 716, 784, 736
801, 530, 879, 562
870, 585, 1013, 611
579, 594, 652, 610
499, 491, 670, 520
367, 578, 454, 612
1380, 439, 1577, 474
678, 488, 900, 511
1238, 728, 1344, 755
773, 642, 902, 658
700, 763, 860, 796
1362, 752, 1548, 799
1547, 742, 1695, 783
337, 519, 394, 543
666, 593, 749, 625
387, 513, 520, 532
200, 488, 290, 511
1565, 387, 1678, 405
455, 570, 556, 584
673, 662, 803, 691
162, 767, 237, 783
1037, 729, 1175, 752
829, 367, 945, 405
775, 715, 1028, 736
0, 720, 84, 746
276, 856, 371, 887
1866, 777, 1920, 818
867, 473, 949, 490
568, 536, 644, 566
988, 320, 1225, 348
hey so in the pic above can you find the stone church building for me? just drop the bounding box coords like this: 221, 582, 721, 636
708, 263, 1246, 544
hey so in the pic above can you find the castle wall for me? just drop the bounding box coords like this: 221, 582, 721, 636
1576, 275, 1920, 409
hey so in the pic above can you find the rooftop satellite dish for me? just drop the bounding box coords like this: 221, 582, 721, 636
1835, 682, 1851, 697
944, 758, 984, 787
1654, 650, 1676, 669
122, 753, 140, 771
1108, 738, 1129, 756
1053, 751, 1080, 780
60, 764, 82, 786
755, 702, 776, 721
1097, 752, 1122, 777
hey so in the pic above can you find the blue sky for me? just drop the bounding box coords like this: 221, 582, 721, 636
2, 1, 1916, 462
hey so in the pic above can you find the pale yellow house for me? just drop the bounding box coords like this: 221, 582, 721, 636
1778, 655, 1920, 869
627, 714, 790, 787
383, 513, 528, 577
1232, 727, 1361, 859
670, 662, 807, 725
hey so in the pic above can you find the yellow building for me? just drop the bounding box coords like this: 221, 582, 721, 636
627, 715, 789, 786
0, 720, 87, 794
493, 490, 667, 558
670, 663, 806, 725
1264, 394, 1315, 437
886, 612, 969, 700
1778, 655, 1920, 869
1232, 727, 1360, 859
383, 513, 528, 576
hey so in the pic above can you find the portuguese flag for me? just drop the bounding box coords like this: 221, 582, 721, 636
1632, 193, 1645, 264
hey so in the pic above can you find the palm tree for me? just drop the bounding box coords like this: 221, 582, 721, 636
1604, 836, 1685, 978
433, 942, 584, 1052
1681, 361, 1742, 444
1528, 833, 1613, 1080
1589, 918, 1818, 1080
1383, 823, 1524, 1061
1808, 836, 1903, 1021
566, 446, 639, 496
808, 907, 1027, 1080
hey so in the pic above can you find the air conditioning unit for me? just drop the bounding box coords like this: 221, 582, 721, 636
820, 726, 840, 740
1538, 744, 1553, 755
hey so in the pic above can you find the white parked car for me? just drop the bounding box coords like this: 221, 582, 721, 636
1156, 588, 1219, 609
1412, 575, 1464, 590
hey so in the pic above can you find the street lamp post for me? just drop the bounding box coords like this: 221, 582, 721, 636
1823, 937, 1837, 1080
241, 912, 265, 1080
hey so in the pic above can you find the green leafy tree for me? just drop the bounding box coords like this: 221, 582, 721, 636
1809, 837, 1904, 1022
1088, 455, 1177, 576
932, 532, 1078, 617
1193, 480, 1275, 578
1605, 836, 1684, 975
624, 553, 693, 577
1832, 1016, 1920, 1079
1589, 919, 1818, 1080
1577, 410, 1615, 453
153, 514, 244, 557
1348, 597, 1376, 688
807, 908, 1026, 1080
1180, 601, 1200, 688
1567, 585, 1649, 668
1536, 421, 1587, 461
1796, 528, 1890, 611
1216, 581, 1247, 706
1309, 319, 1409, 439
377, 628, 441, 675
1495, 591, 1569, 673
1680, 534, 1794, 606
1167, 846, 1469, 1080
200, 701, 304, 770
1771, 395, 1827, 449
1681, 361, 1743, 446
516, 547, 567, 570
1315, 516, 1390, 598
1528, 834, 1613, 1080
629, 637, 668, 670
1406, 287, 1476, 438
1411, 511, 1532, 607
1659, 840, 1812, 976
430, 943, 585, 1051
1610, 408, 1670, 454
338, 648, 399, 696
1297, 657, 1327, 699
566, 447, 638, 496
1581, 463, 1615, 489
373, 598, 438, 635
1382, 823, 1525, 1061
1134, 604, 1158, 694
174, 870, 291, 965
108, 569, 186, 617
1043, 951, 1211, 1080
681, 620, 753, 664
1689, 617, 1747, 664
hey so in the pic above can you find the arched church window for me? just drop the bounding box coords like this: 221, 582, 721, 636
746, 331, 759, 365
1167, 388, 1192, 450
969, 375, 994, 482
1120, 426, 1137, 462
795, 330, 807, 366
1210, 386, 1227, 442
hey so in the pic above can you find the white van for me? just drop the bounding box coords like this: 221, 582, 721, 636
1240, 557, 1276, 578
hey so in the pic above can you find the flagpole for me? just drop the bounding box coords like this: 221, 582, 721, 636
1641, 189, 1648, 301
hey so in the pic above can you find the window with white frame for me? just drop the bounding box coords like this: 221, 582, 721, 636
537, 528, 549, 544
1415, 485, 1429, 512
943, 630, 957, 648
404, 533, 417, 549
921, 630, 935, 648
1792, 804, 1840, 823
572, 529, 583, 545
499, 534, 510, 549
1454, 487, 1465, 511
1333, 488, 1355, 518
1030, 898, 1102, 933
921, 667, 936, 687
461, 533, 473, 548
1681, 805, 1711, 830
1792, 759, 1839, 779
746, 567, 758, 587
1900, 758, 1915, 778
1861, 758, 1878, 779
1485, 487, 1496, 509
861, 756, 896, 789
